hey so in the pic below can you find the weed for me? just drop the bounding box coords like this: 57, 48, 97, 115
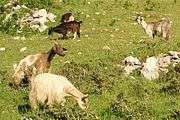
144, 0, 160, 11
60, 61, 115, 95
122, 0, 132, 9
159, 64, 180, 95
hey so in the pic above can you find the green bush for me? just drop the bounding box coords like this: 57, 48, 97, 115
18, 0, 53, 8
144, 0, 160, 11
159, 64, 180, 95
21, 104, 98, 120
60, 61, 115, 95
122, 0, 132, 9
103, 92, 153, 119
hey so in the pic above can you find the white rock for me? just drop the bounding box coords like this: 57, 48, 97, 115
123, 56, 141, 66
20, 47, 27, 52
110, 34, 114, 38
95, 12, 100, 15
78, 52, 82, 55
158, 55, 171, 68
124, 65, 140, 75
168, 51, 180, 59
103, 45, 110, 50
86, 14, 90, 18
47, 13, 56, 22
0, 47, 6, 51
13, 36, 20, 40
84, 35, 89, 37
141, 57, 159, 80
38, 24, 48, 32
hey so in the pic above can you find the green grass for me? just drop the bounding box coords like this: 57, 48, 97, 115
0, 0, 180, 119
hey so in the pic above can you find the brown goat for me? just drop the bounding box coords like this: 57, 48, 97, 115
48, 21, 82, 39
12, 41, 67, 87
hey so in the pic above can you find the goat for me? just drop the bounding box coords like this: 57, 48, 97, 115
61, 13, 74, 23
29, 73, 88, 110
136, 16, 172, 40
12, 41, 67, 87
48, 20, 82, 40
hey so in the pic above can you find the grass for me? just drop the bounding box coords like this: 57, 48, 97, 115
0, 0, 180, 119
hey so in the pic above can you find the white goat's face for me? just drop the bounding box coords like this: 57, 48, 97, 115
136, 16, 144, 24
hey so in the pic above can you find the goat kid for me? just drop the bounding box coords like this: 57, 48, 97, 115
136, 16, 171, 40
12, 41, 67, 87
29, 73, 88, 110
48, 21, 82, 40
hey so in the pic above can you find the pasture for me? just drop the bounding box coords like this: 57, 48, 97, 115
0, 0, 180, 119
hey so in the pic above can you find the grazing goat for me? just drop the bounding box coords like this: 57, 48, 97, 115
136, 16, 171, 40
29, 73, 88, 110
48, 21, 82, 40
61, 13, 74, 23
12, 41, 67, 87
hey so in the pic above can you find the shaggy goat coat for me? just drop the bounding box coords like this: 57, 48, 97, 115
29, 73, 88, 110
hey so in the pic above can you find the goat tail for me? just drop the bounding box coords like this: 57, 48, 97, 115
48, 27, 53, 35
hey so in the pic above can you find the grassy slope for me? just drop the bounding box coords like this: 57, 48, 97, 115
0, 0, 180, 119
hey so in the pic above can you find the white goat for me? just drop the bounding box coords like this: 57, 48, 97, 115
136, 16, 171, 40
29, 73, 88, 110
12, 41, 67, 87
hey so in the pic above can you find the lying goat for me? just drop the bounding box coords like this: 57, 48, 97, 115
29, 73, 88, 110
48, 20, 82, 40
12, 41, 67, 87
61, 13, 74, 23
136, 16, 171, 40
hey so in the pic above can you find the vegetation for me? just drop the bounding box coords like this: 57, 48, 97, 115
0, 0, 179, 119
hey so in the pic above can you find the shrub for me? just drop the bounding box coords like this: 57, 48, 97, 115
60, 61, 115, 95
102, 92, 153, 119
159, 64, 180, 95
144, 0, 160, 11
122, 0, 132, 9
21, 104, 99, 120
18, 0, 53, 8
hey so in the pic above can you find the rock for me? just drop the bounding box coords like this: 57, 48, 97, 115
123, 56, 141, 66
0, 47, 6, 51
20, 47, 27, 52
141, 57, 159, 80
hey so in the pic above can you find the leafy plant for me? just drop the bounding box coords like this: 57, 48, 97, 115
144, 0, 160, 11
159, 64, 180, 95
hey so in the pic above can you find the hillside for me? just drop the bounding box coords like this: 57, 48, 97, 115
0, 0, 180, 119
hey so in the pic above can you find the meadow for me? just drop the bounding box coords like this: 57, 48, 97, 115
0, 0, 180, 119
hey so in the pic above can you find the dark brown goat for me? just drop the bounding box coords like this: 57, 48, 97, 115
48, 21, 82, 39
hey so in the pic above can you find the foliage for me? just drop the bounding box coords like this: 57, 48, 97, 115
159, 64, 180, 95
144, 0, 160, 11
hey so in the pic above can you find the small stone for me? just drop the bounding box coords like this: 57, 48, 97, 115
20, 47, 27, 52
